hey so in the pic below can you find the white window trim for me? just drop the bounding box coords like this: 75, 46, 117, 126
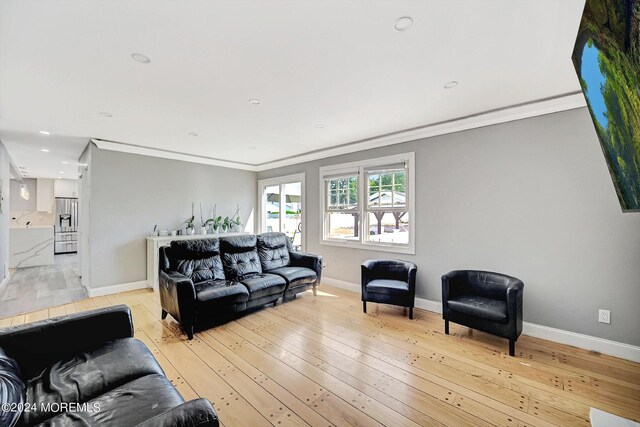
319, 152, 415, 255
257, 172, 306, 251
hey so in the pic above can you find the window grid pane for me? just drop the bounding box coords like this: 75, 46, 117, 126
364, 211, 409, 244
326, 176, 358, 212
366, 169, 407, 211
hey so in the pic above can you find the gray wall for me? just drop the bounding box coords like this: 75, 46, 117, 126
9, 178, 37, 211
0, 141, 10, 283
258, 108, 640, 346
86, 144, 257, 288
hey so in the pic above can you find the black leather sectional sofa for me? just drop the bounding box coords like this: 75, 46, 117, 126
159, 232, 323, 339
0, 305, 218, 427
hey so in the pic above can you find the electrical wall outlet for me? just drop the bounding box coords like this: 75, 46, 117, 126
598, 309, 611, 324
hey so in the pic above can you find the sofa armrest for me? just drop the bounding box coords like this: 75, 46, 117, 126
289, 252, 323, 284
360, 259, 379, 284
506, 279, 524, 333
441, 270, 468, 301
135, 398, 219, 427
407, 264, 417, 294
159, 270, 196, 326
0, 305, 133, 378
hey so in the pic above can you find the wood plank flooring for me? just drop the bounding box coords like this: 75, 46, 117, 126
1, 285, 639, 426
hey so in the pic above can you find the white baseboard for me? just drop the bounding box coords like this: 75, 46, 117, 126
520, 322, 640, 363
88, 280, 149, 297
321, 277, 640, 363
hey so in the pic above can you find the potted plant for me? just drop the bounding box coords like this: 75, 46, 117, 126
185, 215, 195, 235
221, 216, 232, 233
199, 202, 207, 235
205, 215, 223, 234
228, 206, 242, 232
231, 215, 242, 232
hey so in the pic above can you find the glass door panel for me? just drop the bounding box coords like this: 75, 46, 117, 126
264, 185, 280, 233
260, 176, 304, 251
283, 182, 302, 251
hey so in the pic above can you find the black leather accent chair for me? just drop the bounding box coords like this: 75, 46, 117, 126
442, 270, 524, 356
0, 305, 218, 427
257, 232, 323, 300
159, 239, 249, 339
159, 234, 323, 339
361, 259, 417, 319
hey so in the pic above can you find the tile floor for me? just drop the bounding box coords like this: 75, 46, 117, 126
0, 254, 87, 317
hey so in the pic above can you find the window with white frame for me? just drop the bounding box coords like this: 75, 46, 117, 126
324, 175, 359, 240
320, 153, 415, 254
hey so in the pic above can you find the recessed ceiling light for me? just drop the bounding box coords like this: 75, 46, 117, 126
444, 81, 459, 89
39, 130, 51, 135
58, 171, 65, 174
61, 161, 68, 164
99, 112, 113, 118
131, 53, 151, 64
249, 99, 261, 105
394, 17, 414, 32
57, 176, 62, 179
248, 145, 257, 150
315, 124, 325, 128
188, 132, 198, 137
41, 148, 50, 152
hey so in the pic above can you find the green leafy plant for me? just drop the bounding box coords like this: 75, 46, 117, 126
205, 216, 223, 230
185, 215, 195, 229
222, 216, 232, 231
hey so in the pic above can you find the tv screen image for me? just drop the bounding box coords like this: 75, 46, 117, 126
572, 0, 640, 211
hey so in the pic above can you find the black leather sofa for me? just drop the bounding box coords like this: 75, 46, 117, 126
442, 270, 524, 356
159, 232, 322, 339
0, 305, 218, 427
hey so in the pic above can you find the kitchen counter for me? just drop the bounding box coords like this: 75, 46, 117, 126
9, 226, 55, 268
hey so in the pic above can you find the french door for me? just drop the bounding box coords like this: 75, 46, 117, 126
258, 173, 305, 251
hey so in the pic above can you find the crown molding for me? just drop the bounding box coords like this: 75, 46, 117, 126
91, 139, 259, 171
256, 92, 586, 171
93, 92, 586, 173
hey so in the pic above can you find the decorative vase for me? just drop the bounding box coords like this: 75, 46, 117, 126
186, 227, 195, 236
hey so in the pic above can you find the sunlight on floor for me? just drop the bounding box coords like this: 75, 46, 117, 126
313, 290, 338, 298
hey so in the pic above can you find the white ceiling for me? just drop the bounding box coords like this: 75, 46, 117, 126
1, 131, 88, 179
0, 0, 585, 175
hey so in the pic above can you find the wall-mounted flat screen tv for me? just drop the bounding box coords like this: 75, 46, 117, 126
572, 0, 640, 211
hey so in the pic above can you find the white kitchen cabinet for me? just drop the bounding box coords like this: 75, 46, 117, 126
36, 178, 54, 212
54, 179, 78, 198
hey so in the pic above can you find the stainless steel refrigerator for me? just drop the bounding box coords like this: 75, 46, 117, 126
54, 197, 78, 254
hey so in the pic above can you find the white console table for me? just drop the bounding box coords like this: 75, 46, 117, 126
146, 232, 247, 292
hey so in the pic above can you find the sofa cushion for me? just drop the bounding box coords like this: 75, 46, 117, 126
365, 279, 409, 295
36, 374, 185, 427
257, 233, 290, 271
22, 338, 165, 426
239, 274, 286, 300
169, 239, 224, 283
447, 294, 508, 324
220, 236, 262, 279
195, 280, 249, 305
268, 266, 316, 289
0, 348, 25, 427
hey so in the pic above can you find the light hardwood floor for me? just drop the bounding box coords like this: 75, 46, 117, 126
1, 285, 639, 427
